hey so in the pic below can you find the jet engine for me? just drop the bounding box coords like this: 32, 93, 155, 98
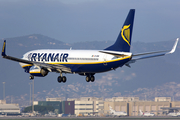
29, 66, 48, 77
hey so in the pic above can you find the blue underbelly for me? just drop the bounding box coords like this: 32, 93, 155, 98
63, 58, 130, 73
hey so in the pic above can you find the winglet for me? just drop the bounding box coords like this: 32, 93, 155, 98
2, 40, 6, 57
166, 38, 179, 54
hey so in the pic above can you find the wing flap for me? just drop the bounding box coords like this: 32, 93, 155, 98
33, 62, 71, 73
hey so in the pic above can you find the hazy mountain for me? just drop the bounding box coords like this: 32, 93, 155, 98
0, 34, 180, 106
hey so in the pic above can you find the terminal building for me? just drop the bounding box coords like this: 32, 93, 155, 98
34, 98, 74, 115
0, 100, 20, 115
67, 97, 104, 116
1, 96, 180, 116
103, 97, 173, 116
33, 97, 180, 116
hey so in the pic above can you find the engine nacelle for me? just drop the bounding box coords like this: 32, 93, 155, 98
29, 66, 48, 77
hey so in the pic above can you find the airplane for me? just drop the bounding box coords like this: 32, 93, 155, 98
139, 109, 155, 117
109, 106, 127, 117
167, 112, 180, 117
1, 9, 179, 83
167, 112, 178, 117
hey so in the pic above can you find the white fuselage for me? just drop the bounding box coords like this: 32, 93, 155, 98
140, 110, 155, 117
111, 111, 128, 116
167, 112, 178, 117
143, 113, 155, 117
20, 49, 132, 74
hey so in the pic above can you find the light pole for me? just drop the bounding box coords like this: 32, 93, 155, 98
32, 79, 34, 113
29, 82, 32, 106
3, 82, 5, 100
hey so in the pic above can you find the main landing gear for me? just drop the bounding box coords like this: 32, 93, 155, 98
57, 76, 67, 83
86, 75, 95, 82
79, 73, 95, 82
57, 72, 67, 83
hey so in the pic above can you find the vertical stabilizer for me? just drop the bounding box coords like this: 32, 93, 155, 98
105, 9, 135, 52
139, 109, 143, 116
109, 106, 115, 114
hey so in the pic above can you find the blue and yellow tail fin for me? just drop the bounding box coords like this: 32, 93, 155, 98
105, 9, 135, 52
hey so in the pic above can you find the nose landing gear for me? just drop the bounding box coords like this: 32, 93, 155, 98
29, 75, 34, 80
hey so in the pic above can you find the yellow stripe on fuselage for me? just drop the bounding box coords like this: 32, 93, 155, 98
22, 64, 33, 68
29, 71, 41, 74
22, 55, 131, 68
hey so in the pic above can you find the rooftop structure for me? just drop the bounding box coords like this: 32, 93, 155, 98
105, 97, 139, 102
155, 97, 171, 102
46, 98, 63, 102
0, 100, 6, 104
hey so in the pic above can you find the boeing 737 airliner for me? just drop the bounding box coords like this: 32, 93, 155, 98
1, 9, 179, 83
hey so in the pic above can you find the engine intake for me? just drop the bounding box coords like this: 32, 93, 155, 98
40, 68, 48, 76
29, 66, 48, 77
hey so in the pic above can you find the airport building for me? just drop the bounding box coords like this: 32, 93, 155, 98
104, 97, 139, 116
161, 101, 180, 114
155, 97, 171, 102
105, 97, 139, 102
2, 96, 180, 117
34, 99, 74, 115
171, 101, 180, 107
0, 100, 21, 115
103, 97, 173, 116
31, 97, 180, 116
67, 97, 104, 116
128, 101, 170, 116
104, 101, 128, 115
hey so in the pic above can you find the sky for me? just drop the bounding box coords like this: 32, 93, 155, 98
0, 0, 180, 43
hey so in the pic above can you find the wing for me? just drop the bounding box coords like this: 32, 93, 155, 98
125, 38, 179, 67
1, 40, 71, 73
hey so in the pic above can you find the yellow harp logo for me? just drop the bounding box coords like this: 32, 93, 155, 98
121, 24, 131, 46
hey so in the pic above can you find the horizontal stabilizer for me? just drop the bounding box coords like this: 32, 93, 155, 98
99, 50, 132, 57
